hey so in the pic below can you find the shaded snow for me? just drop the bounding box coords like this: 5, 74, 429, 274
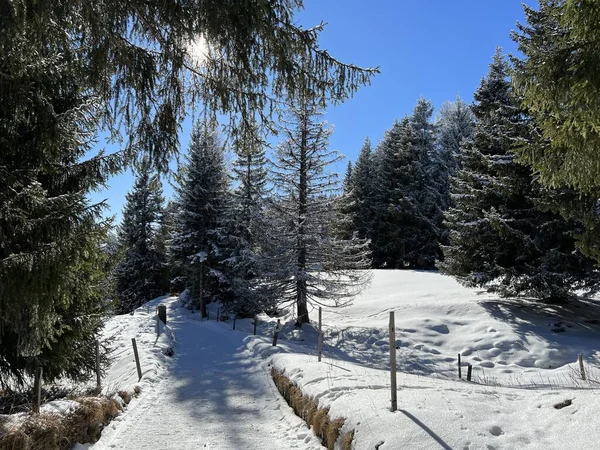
75, 270, 600, 449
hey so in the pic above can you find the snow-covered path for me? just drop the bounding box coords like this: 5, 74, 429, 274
90, 299, 324, 450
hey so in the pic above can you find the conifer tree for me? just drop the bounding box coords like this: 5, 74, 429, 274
223, 122, 276, 316
270, 97, 371, 325
171, 121, 231, 317
371, 99, 442, 269
512, 0, 600, 193
2, 1, 378, 173
0, 53, 118, 386
435, 98, 475, 210
115, 168, 168, 313
442, 50, 600, 302
340, 138, 376, 244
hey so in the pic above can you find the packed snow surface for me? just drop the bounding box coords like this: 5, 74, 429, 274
82, 270, 600, 449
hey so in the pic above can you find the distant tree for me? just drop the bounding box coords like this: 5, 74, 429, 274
511, 0, 600, 193
269, 97, 371, 325
338, 138, 375, 244
442, 50, 600, 302
371, 99, 442, 269
170, 121, 231, 317
224, 122, 277, 316
115, 167, 168, 313
435, 97, 476, 209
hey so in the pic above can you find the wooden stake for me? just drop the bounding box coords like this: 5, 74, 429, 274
233, 315, 237, 330
95, 340, 101, 391
33, 367, 43, 414
156, 313, 160, 337
466, 364, 472, 382
132, 338, 143, 381
389, 311, 397, 412
318, 307, 323, 362
253, 317, 258, 335
458, 353, 462, 379
272, 319, 280, 346
578, 354, 587, 381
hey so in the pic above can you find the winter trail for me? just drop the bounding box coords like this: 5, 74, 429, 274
90, 298, 324, 450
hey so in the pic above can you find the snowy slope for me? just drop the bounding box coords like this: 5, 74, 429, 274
82, 270, 600, 450
248, 270, 600, 449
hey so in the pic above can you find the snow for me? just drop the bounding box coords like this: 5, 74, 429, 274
71, 270, 600, 449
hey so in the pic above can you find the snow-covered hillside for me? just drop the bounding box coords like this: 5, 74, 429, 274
85, 270, 600, 449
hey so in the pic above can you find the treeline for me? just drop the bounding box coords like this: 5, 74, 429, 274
339, 48, 600, 303
115, 99, 371, 325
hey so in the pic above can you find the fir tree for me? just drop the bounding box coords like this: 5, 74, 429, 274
171, 121, 231, 317
115, 167, 168, 313
512, 0, 600, 193
269, 97, 371, 325
371, 99, 442, 269
435, 97, 475, 210
0, 51, 118, 387
442, 50, 600, 302
223, 122, 276, 316
2, 1, 378, 173
339, 138, 375, 244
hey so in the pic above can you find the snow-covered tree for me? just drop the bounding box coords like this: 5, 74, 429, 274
0, 55, 117, 386
371, 99, 442, 269
442, 50, 600, 302
171, 120, 231, 317
269, 97, 371, 325
338, 138, 376, 244
115, 167, 168, 313
223, 122, 277, 316
435, 97, 475, 209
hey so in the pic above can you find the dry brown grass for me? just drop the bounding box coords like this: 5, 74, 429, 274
341, 430, 355, 450
118, 390, 132, 405
271, 367, 353, 450
0, 395, 124, 450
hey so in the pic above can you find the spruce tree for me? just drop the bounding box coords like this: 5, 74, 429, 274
223, 123, 276, 316
371, 99, 442, 269
512, 0, 600, 193
435, 97, 475, 210
442, 50, 600, 302
171, 120, 231, 317
115, 168, 168, 313
339, 138, 375, 244
0, 50, 118, 387
2, 1, 378, 172
269, 97, 371, 325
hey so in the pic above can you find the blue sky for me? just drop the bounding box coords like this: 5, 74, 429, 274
91, 1, 534, 222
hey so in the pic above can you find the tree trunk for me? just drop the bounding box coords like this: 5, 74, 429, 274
296, 103, 309, 325
296, 278, 309, 324
199, 261, 208, 318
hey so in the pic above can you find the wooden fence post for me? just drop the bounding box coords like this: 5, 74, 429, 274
33, 367, 43, 414
156, 313, 160, 337
272, 319, 281, 346
132, 338, 143, 381
95, 340, 101, 391
458, 354, 462, 379
466, 364, 472, 382
578, 354, 586, 381
389, 311, 397, 412
253, 317, 258, 335
157, 304, 167, 325
233, 315, 237, 330
318, 307, 323, 362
